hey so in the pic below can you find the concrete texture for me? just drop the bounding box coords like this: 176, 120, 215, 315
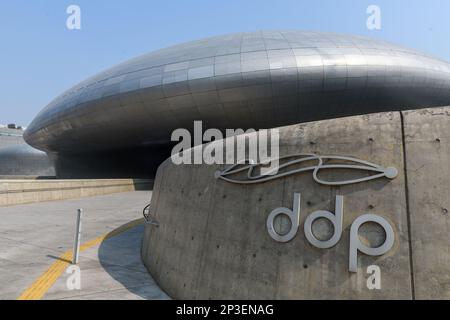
142, 107, 450, 299
143, 111, 411, 299
0, 178, 153, 207
44, 225, 169, 300
0, 191, 166, 300
402, 107, 450, 299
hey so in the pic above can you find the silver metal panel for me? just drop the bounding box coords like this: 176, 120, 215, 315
24, 30, 450, 155
0, 144, 55, 176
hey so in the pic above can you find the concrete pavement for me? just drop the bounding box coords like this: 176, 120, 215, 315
44, 224, 169, 300
0, 191, 168, 300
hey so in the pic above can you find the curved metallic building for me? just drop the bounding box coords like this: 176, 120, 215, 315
24, 30, 450, 177
0, 144, 55, 177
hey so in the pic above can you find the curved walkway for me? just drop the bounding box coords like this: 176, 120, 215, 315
0, 191, 168, 300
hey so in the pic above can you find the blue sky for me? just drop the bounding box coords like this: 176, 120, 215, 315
1, 0, 449, 125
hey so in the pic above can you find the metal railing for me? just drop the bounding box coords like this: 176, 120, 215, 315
143, 203, 159, 226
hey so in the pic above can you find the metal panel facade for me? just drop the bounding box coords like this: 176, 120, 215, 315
24, 31, 450, 156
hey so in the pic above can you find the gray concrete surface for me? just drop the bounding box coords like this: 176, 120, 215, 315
403, 108, 450, 299
142, 107, 450, 299
0, 191, 166, 300
143, 111, 412, 299
44, 225, 169, 300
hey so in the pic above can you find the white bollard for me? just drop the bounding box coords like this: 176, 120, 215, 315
72, 209, 83, 264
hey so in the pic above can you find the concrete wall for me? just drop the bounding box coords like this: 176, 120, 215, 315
0, 179, 153, 207
402, 108, 450, 299
142, 107, 450, 299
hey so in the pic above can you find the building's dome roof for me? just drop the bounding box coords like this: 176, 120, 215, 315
25, 30, 450, 153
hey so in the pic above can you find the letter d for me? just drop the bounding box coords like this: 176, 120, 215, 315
267, 193, 301, 243
304, 195, 344, 249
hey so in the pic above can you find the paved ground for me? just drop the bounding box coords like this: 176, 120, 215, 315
0, 191, 169, 300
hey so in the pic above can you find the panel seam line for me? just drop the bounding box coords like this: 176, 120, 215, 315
400, 111, 416, 300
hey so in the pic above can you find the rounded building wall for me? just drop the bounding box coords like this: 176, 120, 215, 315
0, 144, 55, 177
142, 107, 450, 299
24, 30, 450, 159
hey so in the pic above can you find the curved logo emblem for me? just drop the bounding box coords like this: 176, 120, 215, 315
215, 153, 398, 186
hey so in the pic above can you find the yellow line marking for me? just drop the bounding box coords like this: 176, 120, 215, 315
17, 218, 144, 300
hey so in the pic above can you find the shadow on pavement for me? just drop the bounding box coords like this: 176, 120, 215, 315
97, 222, 170, 300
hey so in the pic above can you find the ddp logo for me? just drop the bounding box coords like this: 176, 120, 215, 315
216, 154, 398, 273
266, 193, 395, 273
215, 153, 398, 185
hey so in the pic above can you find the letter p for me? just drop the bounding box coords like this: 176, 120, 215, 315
349, 214, 394, 273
